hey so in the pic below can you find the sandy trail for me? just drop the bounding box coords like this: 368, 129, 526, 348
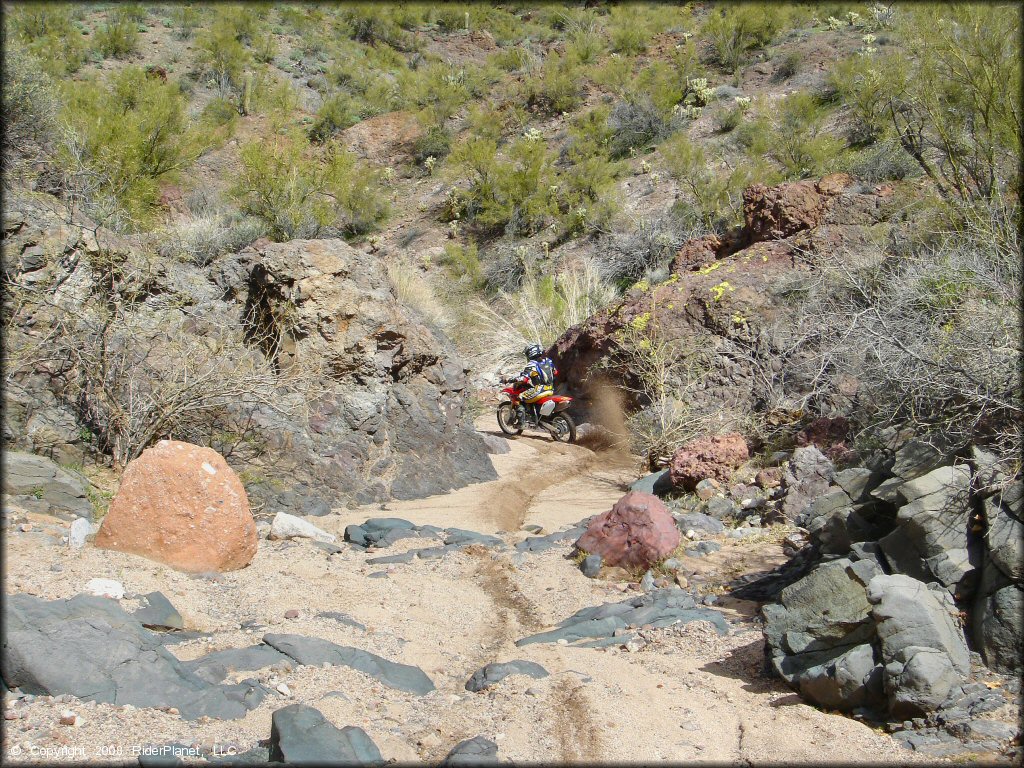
2, 416, 935, 765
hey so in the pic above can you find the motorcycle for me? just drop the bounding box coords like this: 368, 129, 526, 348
496, 376, 577, 443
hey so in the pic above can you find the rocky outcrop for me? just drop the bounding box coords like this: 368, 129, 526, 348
550, 175, 907, 433
269, 704, 385, 766
465, 660, 548, 692
762, 440, 1021, 743
1, 594, 269, 720
95, 441, 258, 573
668, 433, 749, 491
574, 491, 680, 571
2, 451, 94, 522
2, 192, 495, 514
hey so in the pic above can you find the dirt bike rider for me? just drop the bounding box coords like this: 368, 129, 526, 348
515, 343, 557, 427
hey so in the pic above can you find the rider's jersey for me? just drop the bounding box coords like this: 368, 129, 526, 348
519, 358, 556, 389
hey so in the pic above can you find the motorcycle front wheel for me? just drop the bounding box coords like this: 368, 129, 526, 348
497, 402, 523, 436
549, 413, 577, 443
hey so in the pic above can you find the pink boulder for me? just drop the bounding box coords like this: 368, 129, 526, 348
96, 440, 257, 572
669, 433, 749, 492
574, 491, 680, 571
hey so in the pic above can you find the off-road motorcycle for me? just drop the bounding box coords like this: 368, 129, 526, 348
496, 377, 576, 443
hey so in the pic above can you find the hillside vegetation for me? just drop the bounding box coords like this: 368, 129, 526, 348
3, 1, 1021, 468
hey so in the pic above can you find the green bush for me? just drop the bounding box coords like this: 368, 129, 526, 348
93, 16, 140, 59
765, 90, 845, 179
59, 67, 213, 230
412, 123, 452, 165
309, 93, 360, 143
607, 96, 674, 159
773, 50, 801, 82
195, 19, 252, 90
702, 4, 780, 70
828, 53, 890, 145
232, 132, 389, 240
7, 2, 88, 75
661, 131, 757, 229
2, 42, 60, 172
521, 52, 582, 117
169, 4, 201, 39
440, 242, 484, 290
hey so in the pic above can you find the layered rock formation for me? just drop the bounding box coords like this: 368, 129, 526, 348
2, 191, 495, 515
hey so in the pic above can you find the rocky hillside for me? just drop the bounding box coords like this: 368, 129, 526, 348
1, 2, 1021, 766
3, 190, 495, 514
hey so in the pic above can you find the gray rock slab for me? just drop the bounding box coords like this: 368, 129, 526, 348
262, 634, 434, 695
311, 540, 344, 555
444, 528, 505, 548
630, 469, 672, 496
2, 452, 93, 521
972, 581, 1023, 675
835, 467, 884, 503
480, 434, 511, 455
984, 491, 1023, 583
133, 592, 185, 631
465, 660, 549, 692
867, 574, 970, 717
183, 645, 290, 685
366, 552, 417, 564
441, 736, 498, 765
269, 704, 384, 766
515, 526, 587, 553
892, 440, 951, 480
517, 588, 727, 646
2, 593, 268, 720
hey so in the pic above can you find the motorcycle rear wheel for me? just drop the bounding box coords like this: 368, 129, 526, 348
549, 413, 576, 443
497, 402, 523, 436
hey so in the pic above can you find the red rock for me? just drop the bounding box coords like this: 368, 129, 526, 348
755, 467, 783, 489
671, 234, 724, 273
743, 173, 854, 242
669, 433, 749, 492
795, 417, 857, 463
95, 441, 257, 573
284, 609, 299, 619
574, 491, 680, 571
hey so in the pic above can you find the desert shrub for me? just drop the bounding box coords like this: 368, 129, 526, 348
773, 50, 801, 82
876, 4, 1021, 203
412, 122, 453, 165
702, 3, 781, 70
715, 104, 744, 133
522, 52, 582, 117
828, 52, 890, 145
463, 257, 616, 373
566, 28, 606, 65
439, 242, 484, 290
2, 42, 60, 180
661, 132, 756, 229
781, 208, 1021, 461
341, 6, 410, 49
7, 2, 88, 75
764, 90, 845, 179
607, 96, 674, 158
159, 209, 267, 267
93, 15, 140, 59
601, 320, 720, 466
170, 4, 201, 39
5, 285, 319, 468
592, 55, 635, 96
195, 20, 252, 93
489, 46, 532, 72
597, 214, 697, 285
309, 93, 360, 143
843, 137, 921, 182
609, 23, 648, 56
446, 135, 557, 236
58, 67, 214, 230
232, 132, 389, 240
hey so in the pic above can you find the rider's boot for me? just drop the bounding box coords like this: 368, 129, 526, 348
516, 404, 528, 428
